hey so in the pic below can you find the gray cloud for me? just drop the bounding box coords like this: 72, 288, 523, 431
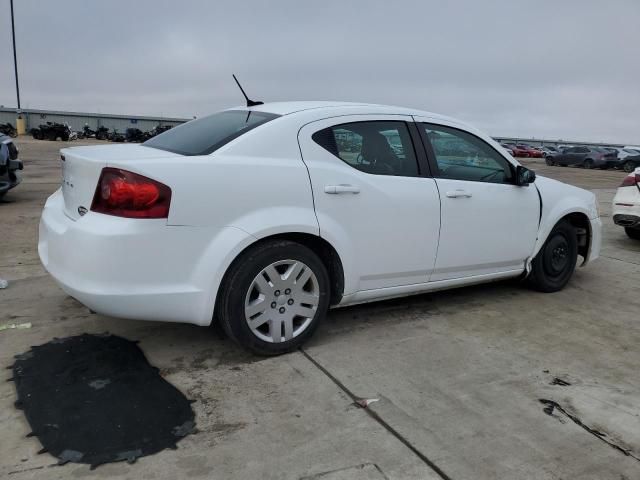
1, 0, 639, 143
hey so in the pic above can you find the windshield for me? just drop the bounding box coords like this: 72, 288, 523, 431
144, 110, 280, 156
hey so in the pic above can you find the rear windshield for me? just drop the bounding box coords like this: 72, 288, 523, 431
143, 110, 280, 156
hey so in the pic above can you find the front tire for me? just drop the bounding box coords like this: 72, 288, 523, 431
623, 161, 636, 173
583, 159, 593, 169
545, 157, 555, 166
527, 221, 578, 292
217, 240, 330, 356
626, 227, 640, 240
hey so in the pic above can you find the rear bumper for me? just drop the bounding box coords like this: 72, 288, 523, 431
612, 188, 640, 227
38, 189, 252, 326
613, 214, 640, 228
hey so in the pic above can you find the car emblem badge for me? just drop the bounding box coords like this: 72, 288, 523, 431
78, 206, 87, 216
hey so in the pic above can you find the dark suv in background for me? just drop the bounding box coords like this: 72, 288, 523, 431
0, 133, 23, 199
545, 146, 617, 169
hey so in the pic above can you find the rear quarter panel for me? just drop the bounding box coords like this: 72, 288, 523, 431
103, 117, 320, 325
105, 119, 319, 236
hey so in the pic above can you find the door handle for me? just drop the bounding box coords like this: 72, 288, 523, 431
445, 189, 473, 198
324, 184, 360, 194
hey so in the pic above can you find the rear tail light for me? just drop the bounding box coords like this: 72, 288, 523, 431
620, 173, 640, 187
91, 168, 171, 218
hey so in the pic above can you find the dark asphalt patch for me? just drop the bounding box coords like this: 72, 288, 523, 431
9, 333, 196, 469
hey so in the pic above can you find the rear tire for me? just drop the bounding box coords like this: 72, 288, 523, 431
583, 159, 593, 169
626, 227, 640, 240
545, 157, 555, 166
527, 221, 578, 293
217, 240, 330, 356
623, 161, 636, 173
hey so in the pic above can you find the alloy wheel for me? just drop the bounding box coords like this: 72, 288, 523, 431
244, 260, 320, 343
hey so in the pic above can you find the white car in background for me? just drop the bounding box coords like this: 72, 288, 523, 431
616, 147, 640, 160
612, 168, 640, 240
38, 102, 602, 355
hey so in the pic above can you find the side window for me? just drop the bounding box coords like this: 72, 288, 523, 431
420, 123, 514, 184
312, 121, 419, 177
578, 147, 589, 154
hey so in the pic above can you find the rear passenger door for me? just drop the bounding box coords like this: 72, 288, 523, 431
415, 120, 540, 281
298, 116, 441, 295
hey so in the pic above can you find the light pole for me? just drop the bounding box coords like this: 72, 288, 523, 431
10, 0, 20, 110
9, 0, 25, 134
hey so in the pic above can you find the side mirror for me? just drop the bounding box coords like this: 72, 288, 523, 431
516, 165, 536, 186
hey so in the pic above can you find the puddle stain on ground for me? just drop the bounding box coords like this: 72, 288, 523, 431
9, 333, 196, 469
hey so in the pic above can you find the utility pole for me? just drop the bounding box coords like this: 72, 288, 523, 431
10, 0, 26, 134
10, 0, 20, 110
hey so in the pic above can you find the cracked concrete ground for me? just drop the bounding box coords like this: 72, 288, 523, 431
1, 138, 639, 479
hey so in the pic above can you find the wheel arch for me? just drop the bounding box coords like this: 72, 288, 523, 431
532, 210, 592, 266
212, 232, 346, 325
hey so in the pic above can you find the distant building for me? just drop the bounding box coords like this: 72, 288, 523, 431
0, 107, 187, 133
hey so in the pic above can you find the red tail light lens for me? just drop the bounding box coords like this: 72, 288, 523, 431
91, 168, 171, 218
620, 174, 640, 188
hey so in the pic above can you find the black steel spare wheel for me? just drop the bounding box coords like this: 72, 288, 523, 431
9, 333, 196, 469
527, 221, 578, 292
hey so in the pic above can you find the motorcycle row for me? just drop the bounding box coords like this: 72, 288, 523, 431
26, 122, 173, 143
0, 122, 18, 138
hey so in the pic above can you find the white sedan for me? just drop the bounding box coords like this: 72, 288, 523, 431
612, 168, 640, 239
39, 102, 602, 355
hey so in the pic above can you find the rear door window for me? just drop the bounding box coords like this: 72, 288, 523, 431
312, 121, 420, 177
144, 110, 280, 156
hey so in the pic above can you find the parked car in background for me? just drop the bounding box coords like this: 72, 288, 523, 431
619, 151, 640, 172
502, 143, 531, 157
516, 144, 544, 158
545, 146, 617, 169
0, 133, 23, 199
612, 168, 640, 239
613, 147, 640, 161
500, 144, 515, 156
38, 101, 601, 355
539, 146, 558, 156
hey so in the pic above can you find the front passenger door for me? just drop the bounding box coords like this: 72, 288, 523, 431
416, 120, 540, 281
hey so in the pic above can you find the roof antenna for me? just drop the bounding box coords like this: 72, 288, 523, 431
232, 74, 263, 107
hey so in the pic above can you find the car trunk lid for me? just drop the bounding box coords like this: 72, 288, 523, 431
60, 144, 180, 221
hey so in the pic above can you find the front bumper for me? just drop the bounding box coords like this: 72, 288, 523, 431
38, 189, 251, 326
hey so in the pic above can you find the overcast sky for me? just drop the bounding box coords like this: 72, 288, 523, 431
1, 0, 638, 143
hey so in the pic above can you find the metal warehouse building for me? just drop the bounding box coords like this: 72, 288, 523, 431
0, 107, 188, 133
